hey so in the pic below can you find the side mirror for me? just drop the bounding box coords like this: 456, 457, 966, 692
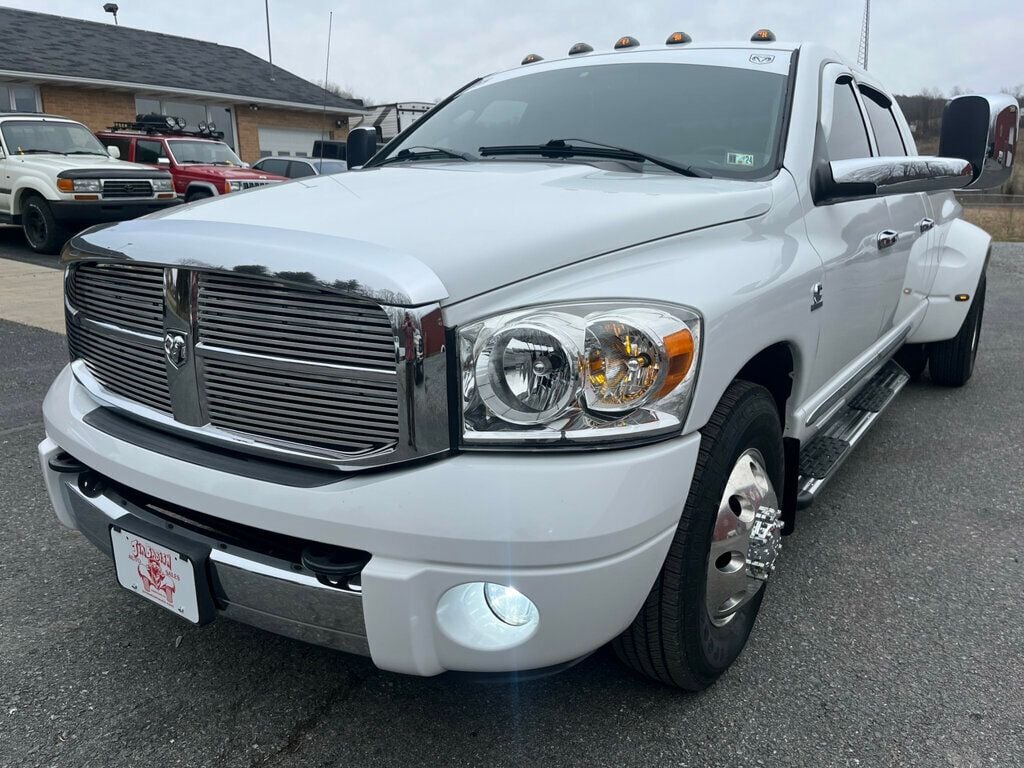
816, 156, 974, 204
939, 94, 1018, 189
346, 126, 378, 169
106, 145, 120, 159
157, 157, 171, 166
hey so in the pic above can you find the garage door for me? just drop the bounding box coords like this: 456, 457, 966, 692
257, 127, 323, 158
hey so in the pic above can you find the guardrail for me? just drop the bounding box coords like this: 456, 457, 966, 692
955, 192, 1024, 207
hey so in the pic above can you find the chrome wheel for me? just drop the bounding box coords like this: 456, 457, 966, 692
705, 448, 780, 627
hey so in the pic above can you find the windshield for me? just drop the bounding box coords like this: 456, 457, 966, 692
381, 62, 789, 178
0, 120, 108, 156
167, 140, 243, 166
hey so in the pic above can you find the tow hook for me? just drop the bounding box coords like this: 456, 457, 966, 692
747, 506, 784, 581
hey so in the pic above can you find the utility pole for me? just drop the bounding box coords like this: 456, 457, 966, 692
264, 0, 275, 80
857, 0, 871, 69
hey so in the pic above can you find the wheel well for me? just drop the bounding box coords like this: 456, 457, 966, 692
734, 343, 795, 429
14, 188, 43, 214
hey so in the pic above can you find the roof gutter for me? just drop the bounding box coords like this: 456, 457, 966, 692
0, 69, 370, 116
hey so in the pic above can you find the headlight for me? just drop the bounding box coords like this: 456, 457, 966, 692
151, 179, 173, 192
227, 180, 243, 192
72, 179, 102, 193
459, 301, 700, 445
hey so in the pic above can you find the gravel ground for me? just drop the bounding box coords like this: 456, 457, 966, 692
1, 242, 1022, 768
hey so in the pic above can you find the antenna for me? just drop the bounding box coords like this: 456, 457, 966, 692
264, 0, 275, 81
320, 11, 333, 148
857, 0, 871, 69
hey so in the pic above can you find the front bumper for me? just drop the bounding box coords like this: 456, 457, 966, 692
49, 198, 181, 224
40, 365, 701, 676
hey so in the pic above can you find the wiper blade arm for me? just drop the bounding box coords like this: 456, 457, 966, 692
478, 139, 710, 178
375, 145, 474, 166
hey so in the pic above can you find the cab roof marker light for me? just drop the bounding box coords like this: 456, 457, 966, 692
666, 31, 692, 45
751, 28, 777, 42
521, 53, 544, 65
613, 36, 640, 50
568, 42, 594, 55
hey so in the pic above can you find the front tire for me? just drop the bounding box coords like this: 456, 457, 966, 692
929, 272, 986, 387
613, 381, 784, 690
21, 195, 66, 254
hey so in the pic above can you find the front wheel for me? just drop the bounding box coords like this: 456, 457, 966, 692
929, 272, 986, 387
21, 195, 66, 254
613, 381, 784, 690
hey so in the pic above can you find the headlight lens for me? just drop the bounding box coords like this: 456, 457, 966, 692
72, 179, 102, 193
151, 179, 173, 192
459, 301, 700, 445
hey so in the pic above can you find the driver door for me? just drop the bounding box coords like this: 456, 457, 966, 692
803, 66, 897, 392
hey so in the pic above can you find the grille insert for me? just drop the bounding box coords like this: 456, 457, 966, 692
102, 180, 154, 198
197, 273, 396, 370
202, 358, 400, 455
67, 263, 165, 334
67, 322, 172, 413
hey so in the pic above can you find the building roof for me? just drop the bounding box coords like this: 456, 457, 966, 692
0, 6, 365, 115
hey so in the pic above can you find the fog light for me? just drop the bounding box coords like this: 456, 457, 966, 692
484, 583, 537, 627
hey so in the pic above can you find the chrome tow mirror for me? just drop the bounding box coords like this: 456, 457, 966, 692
939, 94, 1018, 189
816, 155, 974, 204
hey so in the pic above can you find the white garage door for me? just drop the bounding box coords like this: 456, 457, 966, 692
257, 127, 323, 158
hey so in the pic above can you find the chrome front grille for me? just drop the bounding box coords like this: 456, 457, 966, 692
236, 180, 278, 190
102, 180, 154, 198
63, 260, 446, 470
197, 273, 396, 370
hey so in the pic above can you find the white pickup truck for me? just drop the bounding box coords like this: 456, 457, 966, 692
38, 34, 1016, 690
0, 113, 179, 253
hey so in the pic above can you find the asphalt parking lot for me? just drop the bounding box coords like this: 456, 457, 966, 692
1, 226, 1022, 768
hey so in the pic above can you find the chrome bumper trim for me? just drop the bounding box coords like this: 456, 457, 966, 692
60, 478, 369, 656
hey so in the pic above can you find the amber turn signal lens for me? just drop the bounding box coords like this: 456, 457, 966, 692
657, 328, 695, 398
955, 293, 970, 302
57, 178, 75, 192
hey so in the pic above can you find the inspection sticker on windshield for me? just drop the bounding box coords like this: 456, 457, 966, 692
727, 152, 755, 167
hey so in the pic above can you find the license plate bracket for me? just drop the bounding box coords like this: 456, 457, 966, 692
109, 518, 217, 625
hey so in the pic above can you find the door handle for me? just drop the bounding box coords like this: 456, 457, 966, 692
877, 230, 899, 250
918, 217, 935, 233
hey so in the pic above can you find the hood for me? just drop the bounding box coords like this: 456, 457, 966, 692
8, 153, 162, 174
80, 161, 773, 304
184, 165, 286, 181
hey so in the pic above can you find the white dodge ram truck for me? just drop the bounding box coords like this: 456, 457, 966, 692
38, 35, 1016, 689
0, 113, 179, 253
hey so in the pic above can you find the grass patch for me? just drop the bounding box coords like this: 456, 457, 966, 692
962, 207, 1024, 242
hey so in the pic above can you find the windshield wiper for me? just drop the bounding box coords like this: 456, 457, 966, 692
375, 145, 474, 166
478, 138, 710, 178
17, 149, 67, 155
67, 151, 109, 156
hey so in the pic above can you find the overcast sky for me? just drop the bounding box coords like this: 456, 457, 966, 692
6, 0, 1019, 103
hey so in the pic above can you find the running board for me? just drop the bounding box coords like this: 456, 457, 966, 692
796, 360, 910, 510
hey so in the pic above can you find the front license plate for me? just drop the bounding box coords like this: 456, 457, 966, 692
110, 528, 201, 623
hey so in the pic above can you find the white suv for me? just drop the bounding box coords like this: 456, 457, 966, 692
0, 113, 178, 253
38, 35, 1015, 689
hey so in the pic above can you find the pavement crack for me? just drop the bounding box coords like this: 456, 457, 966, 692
254, 668, 366, 764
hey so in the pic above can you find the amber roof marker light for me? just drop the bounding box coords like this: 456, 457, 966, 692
666, 32, 693, 45
568, 42, 594, 55
521, 53, 544, 65
751, 28, 777, 42
614, 36, 640, 50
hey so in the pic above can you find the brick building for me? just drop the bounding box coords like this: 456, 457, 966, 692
0, 6, 366, 163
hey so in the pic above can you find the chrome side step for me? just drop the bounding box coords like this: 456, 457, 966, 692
796, 359, 910, 509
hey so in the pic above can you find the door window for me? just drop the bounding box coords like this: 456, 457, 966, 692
826, 79, 872, 161
136, 139, 167, 164
858, 87, 907, 156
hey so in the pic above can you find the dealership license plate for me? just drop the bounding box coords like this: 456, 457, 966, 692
110, 528, 201, 624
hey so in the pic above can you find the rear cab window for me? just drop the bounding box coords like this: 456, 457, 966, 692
858, 86, 907, 156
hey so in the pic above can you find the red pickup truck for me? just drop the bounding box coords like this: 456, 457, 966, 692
97, 116, 286, 203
